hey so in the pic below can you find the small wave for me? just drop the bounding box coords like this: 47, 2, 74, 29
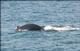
60, 41, 80, 44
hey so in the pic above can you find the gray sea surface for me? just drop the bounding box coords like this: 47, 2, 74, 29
1, 1, 80, 51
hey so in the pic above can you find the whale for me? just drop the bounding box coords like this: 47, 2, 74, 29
16, 24, 80, 32
16, 24, 44, 32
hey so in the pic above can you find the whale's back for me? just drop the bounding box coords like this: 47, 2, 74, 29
18, 24, 43, 30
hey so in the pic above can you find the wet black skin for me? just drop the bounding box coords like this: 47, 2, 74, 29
17, 24, 43, 31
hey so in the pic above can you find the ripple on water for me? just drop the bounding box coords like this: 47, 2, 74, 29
60, 41, 80, 44
1, 1, 80, 51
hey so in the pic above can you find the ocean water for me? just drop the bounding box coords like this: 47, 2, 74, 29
1, 1, 80, 51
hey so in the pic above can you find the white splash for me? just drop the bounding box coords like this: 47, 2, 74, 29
43, 25, 54, 31
43, 25, 80, 32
